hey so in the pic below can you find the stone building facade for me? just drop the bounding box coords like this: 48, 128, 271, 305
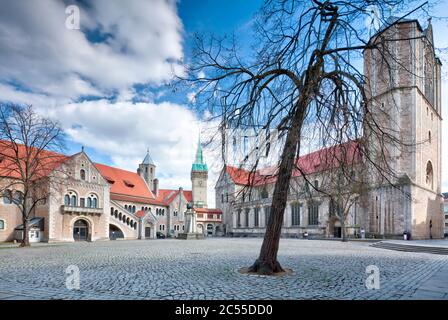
0, 140, 222, 243
215, 19, 443, 240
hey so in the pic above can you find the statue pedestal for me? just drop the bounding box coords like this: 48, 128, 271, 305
178, 205, 204, 240
177, 232, 204, 240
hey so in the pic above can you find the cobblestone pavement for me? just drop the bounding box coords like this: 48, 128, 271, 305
0, 238, 447, 300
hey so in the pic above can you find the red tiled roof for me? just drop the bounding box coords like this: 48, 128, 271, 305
156, 188, 193, 206
0, 140, 69, 180
226, 140, 360, 186
109, 194, 165, 206
195, 208, 222, 214
94, 163, 156, 202
135, 210, 146, 218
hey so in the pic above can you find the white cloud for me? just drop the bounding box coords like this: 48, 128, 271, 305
47, 100, 197, 174
0, 0, 183, 100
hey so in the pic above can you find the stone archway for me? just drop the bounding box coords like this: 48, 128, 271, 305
73, 219, 89, 241
109, 224, 124, 240
328, 216, 341, 238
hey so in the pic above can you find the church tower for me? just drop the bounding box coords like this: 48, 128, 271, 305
137, 149, 157, 194
191, 138, 208, 208
364, 18, 443, 238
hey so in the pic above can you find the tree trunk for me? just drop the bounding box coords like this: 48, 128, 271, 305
248, 100, 307, 275
341, 217, 348, 242
20, 217, 30, 247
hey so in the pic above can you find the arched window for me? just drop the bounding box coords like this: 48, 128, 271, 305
426, 161, 434, 190
87, 194, 98, 208
2, 190, 12, 204
132, 206, 136, 213
122, 215, 126, 223
71, 195, 77, 206
428, 131, 432, 144
80, 169, 86, 181
125, 205, 128, 210
111, 208, 114, 215
118, 212, 122, 220
64, 194, 70, 206
0, 219, 5, 230
114, 210, 118, 218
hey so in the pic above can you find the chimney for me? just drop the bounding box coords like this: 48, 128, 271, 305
153, 178, 159, 197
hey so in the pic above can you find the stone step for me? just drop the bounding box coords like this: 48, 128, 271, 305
370, 242, 448, 255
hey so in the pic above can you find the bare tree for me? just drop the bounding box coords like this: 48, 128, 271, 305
0, 104, 65, 247
182, 0, 433, 274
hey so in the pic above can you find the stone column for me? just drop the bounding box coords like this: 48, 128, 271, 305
248, 208, 254, 228
301, 202, 308, 227
284, 202, 291, 227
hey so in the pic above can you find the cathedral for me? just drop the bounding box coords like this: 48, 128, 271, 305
215, 19, 443, 240
0, 139, 222, 243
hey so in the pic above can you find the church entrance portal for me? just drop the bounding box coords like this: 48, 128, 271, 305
145, 227, 152, 239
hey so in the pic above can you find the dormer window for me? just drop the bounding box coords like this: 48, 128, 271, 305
104, 176, 115, 184
123, 180, 134, 188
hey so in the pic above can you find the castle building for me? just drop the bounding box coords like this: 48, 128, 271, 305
0, 140, 222, 242
215, 19, 443, 240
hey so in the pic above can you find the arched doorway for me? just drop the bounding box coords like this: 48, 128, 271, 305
197, 224, 204, 235
73, 219, 89, 241
328, 216, 341, 238
109, 224, 124, 240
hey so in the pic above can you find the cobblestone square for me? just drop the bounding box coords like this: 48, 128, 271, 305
0, 238, 447, 300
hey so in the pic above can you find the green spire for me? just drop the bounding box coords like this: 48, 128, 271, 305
192, 136, 208, 172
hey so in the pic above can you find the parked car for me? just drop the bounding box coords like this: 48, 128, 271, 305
156, 231, 166, 239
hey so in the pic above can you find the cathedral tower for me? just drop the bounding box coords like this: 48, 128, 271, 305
364, 18, 443, 238
191, 138, 208, 208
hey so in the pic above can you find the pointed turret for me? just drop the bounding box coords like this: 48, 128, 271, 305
192, 136, 208, 172
137, 148, 157, 194
142, 148, 154, 165
191, 136, 208, 208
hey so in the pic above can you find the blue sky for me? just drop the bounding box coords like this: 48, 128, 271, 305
0, 0, 447, 206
